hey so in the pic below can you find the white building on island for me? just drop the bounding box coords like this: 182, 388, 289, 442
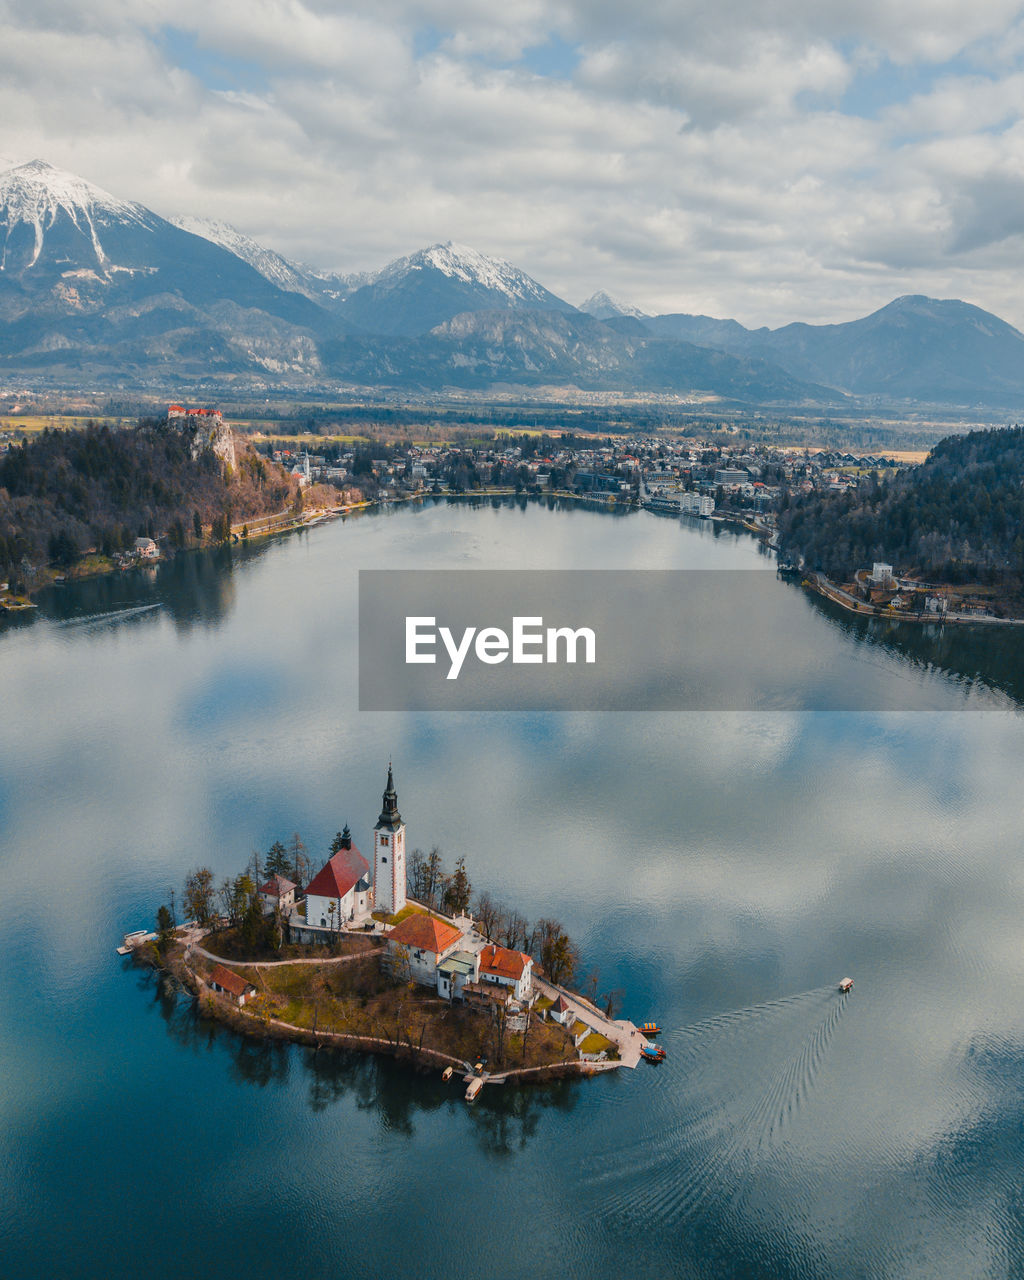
303, 827, 372, 930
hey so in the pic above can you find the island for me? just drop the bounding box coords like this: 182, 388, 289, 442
126, 766, 649, 1094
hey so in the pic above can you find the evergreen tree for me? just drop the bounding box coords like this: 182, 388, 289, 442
155, 904, 175, 956
265, 840, 291, 879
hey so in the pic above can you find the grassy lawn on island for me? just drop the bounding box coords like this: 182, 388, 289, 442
579, 1031, 617, 1057
202, 924, 379, 963
372, 902, 452, 927
206, 954, 578, 1068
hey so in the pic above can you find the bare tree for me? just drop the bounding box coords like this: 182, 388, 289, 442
533, 918, 581, 988
184, 866, 216, 926
501, 909, 529, 953
424, 847, 446, 910
601, 988, 624, 1020
474, 891, 501, 941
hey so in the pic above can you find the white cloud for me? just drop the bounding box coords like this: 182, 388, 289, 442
3, 0, 1024, 325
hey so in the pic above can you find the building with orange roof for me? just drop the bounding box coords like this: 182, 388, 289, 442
386, 912, 466, 986
478, 942, 534, 1001
209, 964, 256, 1006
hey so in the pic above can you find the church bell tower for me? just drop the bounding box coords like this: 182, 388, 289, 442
373, 763, 406, 916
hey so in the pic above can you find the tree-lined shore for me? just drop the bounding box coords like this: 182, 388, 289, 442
779, 425, 1024, 595
0, 417, 306, 589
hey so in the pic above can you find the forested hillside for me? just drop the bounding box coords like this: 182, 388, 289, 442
778, 425, 1024, 582
0, 418, 296, 576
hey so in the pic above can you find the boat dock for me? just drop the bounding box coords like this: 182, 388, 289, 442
115, 928, 155, 956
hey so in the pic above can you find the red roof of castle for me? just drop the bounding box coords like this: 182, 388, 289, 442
305, 845, 369, 900
387, 914, 463, 955
479, 943, 531, 981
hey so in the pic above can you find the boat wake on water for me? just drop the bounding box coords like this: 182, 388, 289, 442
593, 986, 850, 1227
54, 603, 160, 629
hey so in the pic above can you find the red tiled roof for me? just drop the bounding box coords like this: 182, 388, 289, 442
210, 964, 251, 998
260, 873, 296, 897
306, 845, 369, 900
479, 943, 530, 982
387, 914, 463, 955
555, 995, 572, 1013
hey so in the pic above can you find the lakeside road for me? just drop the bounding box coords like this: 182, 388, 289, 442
808, 570, 1024, 627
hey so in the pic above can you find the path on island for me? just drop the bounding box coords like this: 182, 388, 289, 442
186, 934, 381, 970
181, 927, 646, 1068
533, 976, 646, 1069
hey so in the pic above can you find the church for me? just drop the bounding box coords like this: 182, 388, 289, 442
287, 767, 533, 1009
287, 764, 406, 943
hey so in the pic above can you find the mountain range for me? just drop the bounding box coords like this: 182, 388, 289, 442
2, 158, 1023, 409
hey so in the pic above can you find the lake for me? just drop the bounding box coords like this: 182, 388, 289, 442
2, 496, 1023, 1279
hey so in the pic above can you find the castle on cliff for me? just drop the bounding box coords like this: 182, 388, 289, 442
167, 404, 236, 469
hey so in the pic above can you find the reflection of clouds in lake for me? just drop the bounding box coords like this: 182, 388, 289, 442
3, 498, 1024, 1277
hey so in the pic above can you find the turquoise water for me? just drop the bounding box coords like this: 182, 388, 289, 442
2, 498, 1023, 1279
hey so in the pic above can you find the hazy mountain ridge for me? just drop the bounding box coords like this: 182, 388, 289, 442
635, 296, 1024, 405
1, 159, 1022, 407
321, 307, 834, 399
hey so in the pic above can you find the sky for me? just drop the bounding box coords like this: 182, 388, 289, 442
3, 0, 1024, 327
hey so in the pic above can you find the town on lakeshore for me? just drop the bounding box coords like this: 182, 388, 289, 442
124, 765, 652, 1094
8, 399, 1021, 622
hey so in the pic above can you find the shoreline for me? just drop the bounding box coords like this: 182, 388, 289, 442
805, 570, 1024, 627
155, 942, 624, 1091
1, 488, 633, 611
10, 489, 1022, 633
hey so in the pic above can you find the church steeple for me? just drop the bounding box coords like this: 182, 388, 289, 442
376, 762, 402, 831
373, 761, 407, 916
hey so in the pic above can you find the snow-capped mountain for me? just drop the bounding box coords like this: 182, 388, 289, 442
0, 159, 157, 277
579, 290, 647, 321
0, 159, 331, 379
171, 215, 325, 300
337, 240, 576, 335
2, 158, 1019, 406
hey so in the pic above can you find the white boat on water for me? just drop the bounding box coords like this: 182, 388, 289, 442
838, 977, 854, 993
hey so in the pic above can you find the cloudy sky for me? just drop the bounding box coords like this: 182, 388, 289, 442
4, 0, 1024, 326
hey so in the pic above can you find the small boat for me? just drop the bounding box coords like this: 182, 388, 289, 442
465, 1077, 483, 1102
441, 1066, 454, 1081
838, 977, 854, 993
115, 945, 132, 956
639, 1022, 662, 1036
640, 1044, 667, 1063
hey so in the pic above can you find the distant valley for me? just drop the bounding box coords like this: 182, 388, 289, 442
3, 159, 1024, 411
